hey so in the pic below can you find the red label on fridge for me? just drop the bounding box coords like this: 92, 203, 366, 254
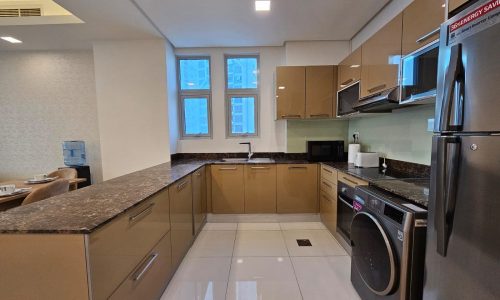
450, 0, 500, 32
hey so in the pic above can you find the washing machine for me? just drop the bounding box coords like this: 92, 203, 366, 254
350, 186, 427, 300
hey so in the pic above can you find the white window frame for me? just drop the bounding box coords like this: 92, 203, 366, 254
224, 54, 260, 138
177, 56, 212, 139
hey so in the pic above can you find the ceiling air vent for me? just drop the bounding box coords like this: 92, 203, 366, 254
0, 8, 42, 17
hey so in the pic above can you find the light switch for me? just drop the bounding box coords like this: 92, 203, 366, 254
427, 119, 435, 132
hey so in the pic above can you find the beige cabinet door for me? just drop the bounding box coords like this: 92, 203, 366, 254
244, 165, 277, 213
211, 165, 245, 213
169, 176, 194, 269
360, 13, 403, 99
277, 164, 319, 213
320, 190, 337, 234
448, 0, 469, 13
276, 66, 306, 120
192, 166, 206, 235
402, 0, 446, 55
338, 47, 362, 90
306, 66, 335, 119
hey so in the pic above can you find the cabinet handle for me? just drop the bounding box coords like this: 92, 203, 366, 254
322, 167, 333, 174
219, 167, 237, 170
132, 253, 159, 282
416, 27, 440, 43
129, 203, 155, 223
368, 84, 387, 93
310, 114, 330, 118
288, 166, 307, 169
341, 176, 359, 186
250, 166, 270, 170
177, 180, 189, 191
322, 181, 333, 189
281, 114, 302, 119
340, 78, 354, 87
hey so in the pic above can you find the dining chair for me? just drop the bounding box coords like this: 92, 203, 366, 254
21, 179, 70, 206
48, 168, 78, 190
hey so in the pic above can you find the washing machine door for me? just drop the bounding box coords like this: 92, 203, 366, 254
351, 212, 397, 296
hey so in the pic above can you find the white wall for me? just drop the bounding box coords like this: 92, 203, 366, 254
351, 0, 413, 49
285, 41, 350, 65
174, 46, 287, 153
0, 50, 103, 182
165, 41, 179, 154
93, 40, 171, 180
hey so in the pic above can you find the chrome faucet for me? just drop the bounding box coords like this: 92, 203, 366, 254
239, 142, 253, 160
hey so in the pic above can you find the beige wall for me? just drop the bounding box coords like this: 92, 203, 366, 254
0, 50, 103, 182
93, 40, 171, 180
166, 42, 179, 154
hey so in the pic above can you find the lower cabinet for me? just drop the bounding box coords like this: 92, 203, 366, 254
169, 176, 194, 269
277, 164, 319, 213
192, 166, 207, 235
244, 165, 277, 213
211, 165, 245, 214
109, 231, 172, 300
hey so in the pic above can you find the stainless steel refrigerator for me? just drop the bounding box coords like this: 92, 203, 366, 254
425, 0, 500, 299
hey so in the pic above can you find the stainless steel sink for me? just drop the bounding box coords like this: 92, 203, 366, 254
219, 158, 275, 163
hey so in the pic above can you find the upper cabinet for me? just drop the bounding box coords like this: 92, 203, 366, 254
337, 47, 362, 90
402, 0, 446, 55
360, 13, 403, 99
276, 66, 306, 120
448, 0, 469, 13
305, 66, 336, 119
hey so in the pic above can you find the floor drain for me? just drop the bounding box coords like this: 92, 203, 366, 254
297, 239, 312, 247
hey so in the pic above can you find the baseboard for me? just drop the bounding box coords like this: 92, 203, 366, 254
206, 213, 321, 223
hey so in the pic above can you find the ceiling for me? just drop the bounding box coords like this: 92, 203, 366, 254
0, 0, 162, 50
134, 0, 390, 47
0, 0, 390, 50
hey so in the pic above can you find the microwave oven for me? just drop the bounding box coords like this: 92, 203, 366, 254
307, 141, 345, 162
337, 81, 360, 117
400, 40, 439, 104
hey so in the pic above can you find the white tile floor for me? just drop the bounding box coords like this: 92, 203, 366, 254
161, 222, 360, 300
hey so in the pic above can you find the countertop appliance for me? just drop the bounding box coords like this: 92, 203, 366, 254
400, 40, 439, 104
337, 81, 360, 117
307, 141, 344, 162
425, 1, 500, 299
351, 186, 427, 300
354, 152, 379, 168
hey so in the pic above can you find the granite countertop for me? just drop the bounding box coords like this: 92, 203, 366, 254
0, 158, 429, 234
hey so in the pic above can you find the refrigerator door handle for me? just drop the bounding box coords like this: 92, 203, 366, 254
439, 43, 464, 132
435, 136, 461, 256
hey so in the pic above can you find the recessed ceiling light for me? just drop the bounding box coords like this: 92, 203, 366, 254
350, 64, 360, 68
1, 36, 22, 44
255, 0, 271, 11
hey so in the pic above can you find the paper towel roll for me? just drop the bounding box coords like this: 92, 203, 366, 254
348, 144, 360, 163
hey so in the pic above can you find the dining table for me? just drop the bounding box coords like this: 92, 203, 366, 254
0, 178, 87, 211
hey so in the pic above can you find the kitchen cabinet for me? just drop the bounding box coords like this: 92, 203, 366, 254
448, 0, 469, 13
305, 66, 336, 119
338, 171, 368, 187
320, 165, 337, 234
192, 166, 207, 235
276, 66, 306, 119
360, 13, 403, 99
88, 189, 171, 300
338, 47, 362, 90
402, 0, 446, 55
169, 176, 194, 269
277, 164, 319, 213
244, 165, 277, 213
109, 231, 172, 300
211, 165, 245, 213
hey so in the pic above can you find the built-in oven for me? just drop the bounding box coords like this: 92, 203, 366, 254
307, 141, 345, 162
400, 40, 439, 104
337, 81, 360, 117
336, 181, 356, 247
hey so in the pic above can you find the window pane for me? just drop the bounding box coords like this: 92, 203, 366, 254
179, 59, 210, 90
184, 97, 209, 135
230, 97, 255, 135
227, 57, 258, 89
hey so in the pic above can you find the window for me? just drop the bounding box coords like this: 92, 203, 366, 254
177, 57, 211, 138
225, 55, 259, 137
